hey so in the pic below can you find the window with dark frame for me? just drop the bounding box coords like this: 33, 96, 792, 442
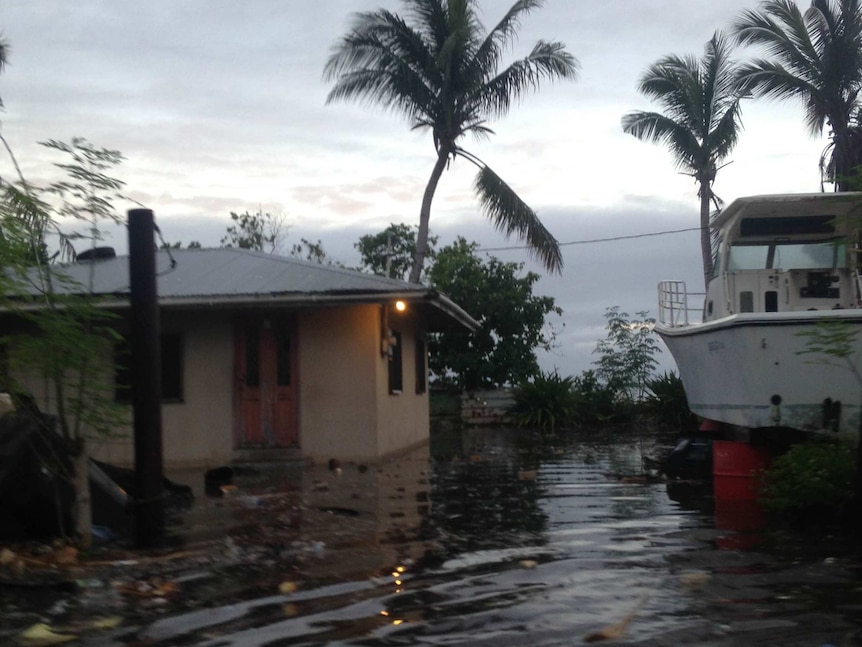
414, 334, 426, 394
114, 333, 184, 403
388, 330, 403, 394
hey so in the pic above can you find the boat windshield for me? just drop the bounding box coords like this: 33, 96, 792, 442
728, 241, 846, 271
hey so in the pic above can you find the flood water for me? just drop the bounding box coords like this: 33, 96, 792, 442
11, 427, 862, 645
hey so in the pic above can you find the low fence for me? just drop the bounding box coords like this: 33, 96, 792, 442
430, 388, 515, 426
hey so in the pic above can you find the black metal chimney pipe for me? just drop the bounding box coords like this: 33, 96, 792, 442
128, 208, 165, 548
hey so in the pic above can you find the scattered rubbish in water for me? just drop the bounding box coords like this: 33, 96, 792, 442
583, 595, 648, 643
316, 507, 360, 517
2, 429, 861, 645
18, 622, 76, 645
679, 570, 711, 591
279, 581, 298, 594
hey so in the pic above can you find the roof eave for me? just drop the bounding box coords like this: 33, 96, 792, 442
0, 289, 480, 331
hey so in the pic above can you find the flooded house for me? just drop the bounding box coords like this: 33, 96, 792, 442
4, 247, 477, 469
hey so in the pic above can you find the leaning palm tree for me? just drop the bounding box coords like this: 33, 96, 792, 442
324, 0, 579, 283
622, 33, 743, 288
733, 0, 862, 191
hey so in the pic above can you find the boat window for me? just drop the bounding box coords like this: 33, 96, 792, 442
728, 244, 769, 270
711, 239, 722, 278
740, 215, 835, 237
728, 241, 845, 270
772, 241, 845, 270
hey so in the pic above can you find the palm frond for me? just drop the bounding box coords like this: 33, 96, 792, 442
709, 101, 744, 161
324, 9, 437, 122
402, 0, 451, 53
621, 111, 699, 175
473, 40, 578, 120
473, 162, 562, 274
473, 0, 543, 73
733, 0, 862, 141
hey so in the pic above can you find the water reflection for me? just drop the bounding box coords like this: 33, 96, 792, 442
122, 427, 862, 646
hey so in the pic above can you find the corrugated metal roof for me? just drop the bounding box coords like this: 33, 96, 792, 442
53, 248, 427, 298
16, 248, 478, 331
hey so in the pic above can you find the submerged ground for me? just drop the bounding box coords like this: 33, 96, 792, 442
2, 426, 861, 645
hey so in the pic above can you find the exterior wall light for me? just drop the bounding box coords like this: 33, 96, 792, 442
395, 300, 406, 312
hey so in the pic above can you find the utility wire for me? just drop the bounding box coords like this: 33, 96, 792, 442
478, 226, 704, 253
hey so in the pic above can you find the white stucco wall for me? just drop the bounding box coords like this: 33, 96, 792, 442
298, 305, 380, 463
7, 301, 432, 469
86, 310, 235, 469
296, 303, 431, 463
376, 307, 429, 457
160, 312, 234, 467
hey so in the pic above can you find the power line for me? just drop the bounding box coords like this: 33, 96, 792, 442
478, 226, 704, 253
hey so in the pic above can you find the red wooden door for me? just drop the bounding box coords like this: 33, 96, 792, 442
235, 319, 298, 448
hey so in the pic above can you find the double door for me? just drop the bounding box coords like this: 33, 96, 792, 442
234, 318, 297, 448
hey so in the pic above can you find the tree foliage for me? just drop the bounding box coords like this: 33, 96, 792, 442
325, 0, 578, 282
592, 306, 661, 403
356, 223, 437, 280
0, 137, 129, 547
288, 237, 331, 264
428, 237, 560, 390
33, 138, 127, 278
160, 240, 201, 250
220, 210, 287, 253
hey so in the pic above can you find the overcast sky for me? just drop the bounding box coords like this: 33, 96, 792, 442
0, 0, 829, 377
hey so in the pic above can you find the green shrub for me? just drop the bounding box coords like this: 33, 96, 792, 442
571, 369, 632, 427
759, 441, 856, 517
510, 372, 577, 433
643, 371, 698, 432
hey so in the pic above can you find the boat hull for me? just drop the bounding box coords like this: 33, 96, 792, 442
657, 310, 862, 438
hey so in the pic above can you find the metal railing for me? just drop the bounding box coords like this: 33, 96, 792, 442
657, 280, 700, 327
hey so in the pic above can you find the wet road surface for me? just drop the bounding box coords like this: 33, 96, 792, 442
4, 427, 862, 645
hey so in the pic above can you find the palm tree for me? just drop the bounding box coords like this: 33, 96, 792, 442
324, 0, 578, 283
622, 33, 743, 288
733, 0, 862, 191
0, 36, 8, 108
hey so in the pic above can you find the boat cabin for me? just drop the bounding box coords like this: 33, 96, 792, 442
703, 193, 862, 322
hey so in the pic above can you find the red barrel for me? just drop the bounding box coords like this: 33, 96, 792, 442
712, 441, 771, 500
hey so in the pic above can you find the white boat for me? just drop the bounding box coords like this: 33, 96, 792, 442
656, 192, 862, 439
